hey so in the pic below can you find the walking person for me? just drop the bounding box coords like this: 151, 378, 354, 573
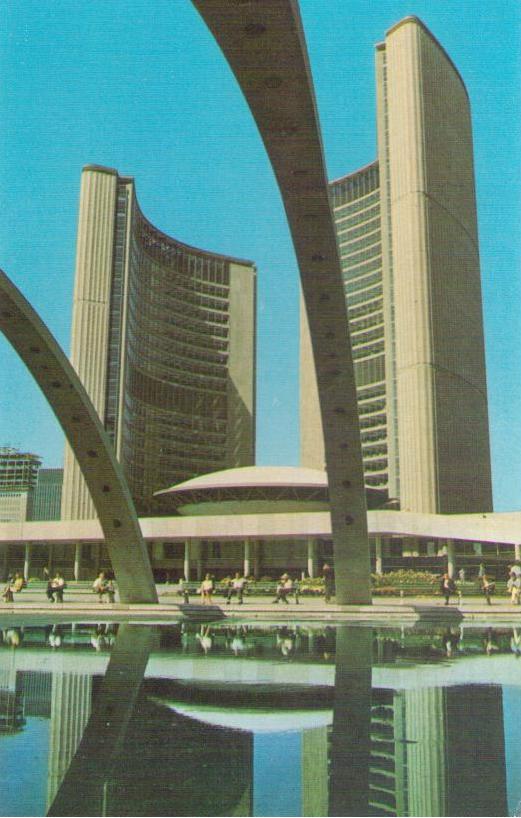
440, 573, 456, 605
105, 577, 116, 603
50, 571, 66, 603
272, 573, 291, 604
481, 574, 495, 606
178, 577, 190, 604
507, 572, 521, 605
92, 571, 107, 602
322, 563, 334, 603
2, 578, 14, 603
43, 566, 55, 602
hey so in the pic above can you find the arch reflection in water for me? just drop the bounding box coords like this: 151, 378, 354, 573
0, 622, 516, 816
47, 625, 159, 816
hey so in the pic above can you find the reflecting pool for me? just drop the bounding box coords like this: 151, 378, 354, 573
0, 620, 520, 816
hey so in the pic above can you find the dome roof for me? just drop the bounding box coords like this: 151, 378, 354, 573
154, 466, 330, 516
156, 465, 328, 495
154, 466, 386, 516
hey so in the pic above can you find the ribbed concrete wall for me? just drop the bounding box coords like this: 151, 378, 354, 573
61, 168, 118, 520
227, 262, 256, 466
47, 671, 92, 808
404, 688, 447, 816
375, 44, 400, 502
381, 18, 492, 513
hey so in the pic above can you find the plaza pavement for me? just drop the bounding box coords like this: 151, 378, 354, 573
1, 584, 520, 625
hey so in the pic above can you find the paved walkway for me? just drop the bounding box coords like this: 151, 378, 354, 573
1, 588, 520, 624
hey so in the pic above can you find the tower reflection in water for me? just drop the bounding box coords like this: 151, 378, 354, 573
0, 622, 514, 816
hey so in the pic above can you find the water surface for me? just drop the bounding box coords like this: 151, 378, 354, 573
0, 620, 519, 817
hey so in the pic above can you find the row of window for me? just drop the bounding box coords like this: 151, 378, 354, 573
354, 353, 385, 387
360, 412, 387, 431
351, 324, 384, 346
361, 427, 387, 444
340, 241, 382, 268
352, 340, 385, 361
342, 254, 382, 282
126, 321, 228, 374
338, 227, 381, 257
330, 163, 380, 208
336, 213, 381, 244
345, 270, 382, 296
358, 398, 386, 417
334, 202, 380, 234
347, 283, 383, 309
350, 314, 384, 336
349, 297, 384, 322
357, 382, 386, 402
135, 213, 231, 287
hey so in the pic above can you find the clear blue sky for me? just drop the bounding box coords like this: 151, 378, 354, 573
0, 1, 519, 510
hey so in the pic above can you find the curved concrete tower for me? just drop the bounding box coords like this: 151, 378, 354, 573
302, 16, 493, 515
62, 165, 256, 520
376, 17, 492, 513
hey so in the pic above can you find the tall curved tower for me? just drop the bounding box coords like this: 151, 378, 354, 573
62, 165, 256, 519
301, 16, 493, 514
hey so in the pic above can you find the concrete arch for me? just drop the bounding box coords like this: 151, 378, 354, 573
0, 268, 157, 603
192, 1, 371, 603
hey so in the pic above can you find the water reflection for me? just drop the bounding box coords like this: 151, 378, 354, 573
48, 625, 159, 816
0, 621, 518, 816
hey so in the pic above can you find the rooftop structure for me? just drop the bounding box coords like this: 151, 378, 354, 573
0, 447, 41, 492
0, 447, 41, 523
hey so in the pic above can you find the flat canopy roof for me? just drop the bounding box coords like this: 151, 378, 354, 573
0, 510, 519, 546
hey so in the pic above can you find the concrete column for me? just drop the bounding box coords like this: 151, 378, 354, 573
427, 541, 436, 557
73, 543, 82, 581
48, 543, 54, 574
375, 537, 383, 575
183, 541, 190, 581
93, 543, 101, 576
193, 540, 202, 581
307, 539, 317, 578
243, 541, 251, 578
24, 543, 32, 580
446, 540, 456, 578
253, 541, 261, 580
1, 544, 8, 581
515, 544, 521, 562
